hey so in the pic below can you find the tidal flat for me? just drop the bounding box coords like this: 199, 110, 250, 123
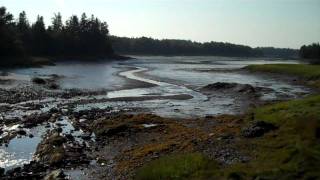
0, 56, 318, 179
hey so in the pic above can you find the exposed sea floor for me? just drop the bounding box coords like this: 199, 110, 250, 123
0, 56, 311, 171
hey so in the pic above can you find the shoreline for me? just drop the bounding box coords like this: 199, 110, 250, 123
0, 54, 133, 69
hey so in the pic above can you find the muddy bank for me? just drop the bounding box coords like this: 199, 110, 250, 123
0, 113, 250, 179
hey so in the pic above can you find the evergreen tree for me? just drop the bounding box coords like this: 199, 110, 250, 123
31, 16, 48, 55
0, 7, 25, 58
16, 11, 31, 53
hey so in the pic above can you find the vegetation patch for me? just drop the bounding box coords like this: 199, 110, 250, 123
135, 95, 320, 179
35, 132, 67, 166
246, 64, 320, 80
135, 153, 218, 180
246, 64, 320, 89
217, 95, 320, 179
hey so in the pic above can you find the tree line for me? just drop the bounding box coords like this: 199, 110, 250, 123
111, 36, 299, 58
300, 43, 320, 64
0, 6, 114, 64
111, 36, 263, 57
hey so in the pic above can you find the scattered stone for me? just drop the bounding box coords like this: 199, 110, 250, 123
241, 121, 278, 138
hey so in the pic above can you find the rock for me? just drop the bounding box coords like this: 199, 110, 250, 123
201, 82, 256, 94
48, 83, 60, 90
23, 113, 52, 128
79, 118, 87, 123
32, 77, 46, 85
45, 123, 51, 128
316, 127, 320, 139
44, 170, 65, 180
241, 121, 277, 138
219, 133, 234, 140
6, 167, 22, 176
4, 117, 20, 125
35, 133, 67, 166
50, 74, 60, 79
0, 167, 4, 176
56, 127, 63, 133
80, 133, 92, 140
29, 134, 34, 138
50, 108, 59, 113
17, 129, 27, 136
61, 109, 68, 114
0, 72, 8, 76
65, 134, 74, 141
98, 124, 129, 137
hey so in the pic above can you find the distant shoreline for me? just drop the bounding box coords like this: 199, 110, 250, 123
0, 54, 133, 69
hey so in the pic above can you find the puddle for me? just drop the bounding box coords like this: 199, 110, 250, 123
0, 125, 47, 170
143, 124, 158, 128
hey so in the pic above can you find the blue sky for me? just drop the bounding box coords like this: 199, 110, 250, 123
1, 0, 319, 48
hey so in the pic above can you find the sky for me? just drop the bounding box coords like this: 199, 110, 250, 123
1, 0, 319, 49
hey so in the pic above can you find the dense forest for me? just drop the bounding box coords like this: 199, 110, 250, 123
0, 6, 114, 66
300, 43, 320, 64
111, 36, 262, 57
255, 47, 299, 58
111, 36, 299, 58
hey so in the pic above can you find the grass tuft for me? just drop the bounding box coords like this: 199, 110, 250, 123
135, 153, 218, 180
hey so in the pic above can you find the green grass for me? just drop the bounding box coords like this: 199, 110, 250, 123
226, 95, 320, 179
246, 64, 320, 80
135, 95, 320, 179
246, 64, 320, 89
135, 153, 218, 180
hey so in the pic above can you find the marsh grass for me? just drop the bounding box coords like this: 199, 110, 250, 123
135, 95, 320, 179
135, 153, 219, 180
246, 64, 320, 79
223, 95, 320, 179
